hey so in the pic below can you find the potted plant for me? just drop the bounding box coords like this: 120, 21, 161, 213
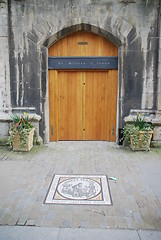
8, 112, 35, 151
122, 113, 153, 151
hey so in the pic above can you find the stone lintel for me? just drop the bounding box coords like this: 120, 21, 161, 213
11, 107, 41, 122
124, 109, 157, 123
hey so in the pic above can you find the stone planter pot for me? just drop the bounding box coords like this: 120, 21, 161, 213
130, 130, 153, 151
12, 128, 35, 152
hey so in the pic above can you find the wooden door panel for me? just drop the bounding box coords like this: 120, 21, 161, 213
49, 32, 118, 57
49, 70, 58, 141
84, 72, 108, 140
58, 71, 83, 140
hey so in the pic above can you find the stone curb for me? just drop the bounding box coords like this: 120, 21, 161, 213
0, 226, 161, 240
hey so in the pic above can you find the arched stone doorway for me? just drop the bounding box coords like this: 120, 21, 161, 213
48, 31, 118, 141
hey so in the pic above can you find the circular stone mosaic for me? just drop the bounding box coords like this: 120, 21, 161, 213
57, 178, 101, 200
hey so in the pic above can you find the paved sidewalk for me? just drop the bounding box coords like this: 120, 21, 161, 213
0, 226, 161, 240
0, 142, 161, 237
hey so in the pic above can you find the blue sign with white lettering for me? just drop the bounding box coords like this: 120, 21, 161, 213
48, 57, 118, 70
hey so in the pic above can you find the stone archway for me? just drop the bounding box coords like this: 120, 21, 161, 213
39, 20, 134, 142
15, 7, 135, 143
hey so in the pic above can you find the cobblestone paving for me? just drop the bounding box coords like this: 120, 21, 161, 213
0, 142, 161, 230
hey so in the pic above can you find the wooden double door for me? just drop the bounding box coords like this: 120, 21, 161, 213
49, 31, 118, 141
49, 69, 117, 141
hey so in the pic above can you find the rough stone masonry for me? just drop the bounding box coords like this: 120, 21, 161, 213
0, 0, 161, 144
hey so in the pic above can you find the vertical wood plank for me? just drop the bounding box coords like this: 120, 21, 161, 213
49, 70, 53, 141
58, 71, 83, 140
82, 72, 86, 140
49, 70, 58, 141
84, 71, 108, 140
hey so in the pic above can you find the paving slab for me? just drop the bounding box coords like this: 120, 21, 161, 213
138, 230, 161, 240
0, 226, 60, 240
137, 160, 161, 204
58, 228, 140, 240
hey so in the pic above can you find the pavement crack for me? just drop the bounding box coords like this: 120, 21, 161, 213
85, 209, 106, 216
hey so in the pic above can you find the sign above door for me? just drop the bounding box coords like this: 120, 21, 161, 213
48, 56, 118, 70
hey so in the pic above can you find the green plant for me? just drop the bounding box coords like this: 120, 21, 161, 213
8, 112, 34, 147
122, 113, 153, 150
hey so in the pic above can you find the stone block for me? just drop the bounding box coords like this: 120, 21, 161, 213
0, 62, 5, 76
0, 121, 10, 138
0, 37, 8, 48
0, 3, 8, 15
158, 65, 161, 78
0, 14, 7, 26
27, 31, 39, 44
17, 217, 27, 226
120, 21, 133, 38
8, 217, 18, 226
32, 27, 43, 40
157, 93, 161, 110
0, 26, 8, 36
34, 22, 46, 35
159, 48, 161, 63
149, 37, 159, 51
36, 136, 43, 145
31, 121, 40, 138
0, 91, 4, 108
39, 19, 50, 33
26, 219, 35, 226
0, 47, 9, 60
153, 126, 161, 141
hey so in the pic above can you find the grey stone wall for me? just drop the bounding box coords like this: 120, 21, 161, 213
0, 0, 10, 113
158, 1, 161, 111
0, 0, 160, 143
0, 0, 11, 142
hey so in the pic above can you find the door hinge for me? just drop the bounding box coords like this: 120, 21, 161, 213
112, 126, 115, 136
51, 125, 54, 136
